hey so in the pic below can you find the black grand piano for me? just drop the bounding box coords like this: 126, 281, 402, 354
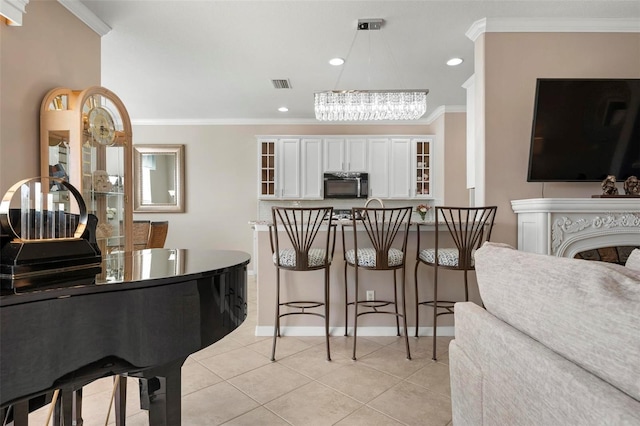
0, 248, 250, 425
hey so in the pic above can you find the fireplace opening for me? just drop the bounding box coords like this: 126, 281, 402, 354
574, 246, 640, 265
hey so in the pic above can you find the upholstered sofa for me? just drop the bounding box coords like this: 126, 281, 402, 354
449, 243, 640, 425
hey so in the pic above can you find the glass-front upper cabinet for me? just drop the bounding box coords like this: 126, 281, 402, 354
413, 137, 433, 198
258, 138, 277, 198
40, 86, 133, 255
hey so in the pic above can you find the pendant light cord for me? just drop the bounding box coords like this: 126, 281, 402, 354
380, 29, 407, 89
333, 28, 360, 91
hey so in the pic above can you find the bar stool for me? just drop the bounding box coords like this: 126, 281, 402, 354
343, 206, 412, 360
269, 206, 336, 361
414, 206, 497, 360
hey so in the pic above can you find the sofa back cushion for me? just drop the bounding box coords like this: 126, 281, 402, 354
626, 248, 640, 273
474, 242, 640, 401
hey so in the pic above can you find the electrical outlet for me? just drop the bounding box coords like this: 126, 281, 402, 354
366, 290, 375, 301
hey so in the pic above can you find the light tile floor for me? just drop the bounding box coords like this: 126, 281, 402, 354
29, 276, 453, 425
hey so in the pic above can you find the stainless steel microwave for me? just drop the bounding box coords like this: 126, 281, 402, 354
323, 172, 368, 199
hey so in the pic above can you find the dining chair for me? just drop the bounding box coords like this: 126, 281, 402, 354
269, 206, 336, 361
414, 206, 497, 360
342, 206, 412, 360
132, 220, 151, 251
148, 221, 169, 248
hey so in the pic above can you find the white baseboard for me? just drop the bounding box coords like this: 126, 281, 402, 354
254, 325, 455, 337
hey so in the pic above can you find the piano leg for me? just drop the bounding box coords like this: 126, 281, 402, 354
135, 358, 185, 426
113, 375, 127, 426
72, 388, 83, 426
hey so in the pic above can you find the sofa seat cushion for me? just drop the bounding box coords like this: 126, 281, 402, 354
273, 248, 328, 268
345, 248, 403, 267
474, 242, 640, 402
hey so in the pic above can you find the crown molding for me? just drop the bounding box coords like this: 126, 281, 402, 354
131, 105, 466, 126
461, 75, 475, 90
57, 0, 111, 36
0, 0, 28, 25
466, 17, 640, 42
424, 105, 466, 124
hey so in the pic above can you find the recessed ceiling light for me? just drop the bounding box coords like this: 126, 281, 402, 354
278, 107, 289, 112
446, 57, 463, 66
329, 57, 345, 66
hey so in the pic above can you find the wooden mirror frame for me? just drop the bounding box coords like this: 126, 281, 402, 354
133, 144, 185, 213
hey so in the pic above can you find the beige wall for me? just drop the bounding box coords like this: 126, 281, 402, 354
0, 1, 100, 194
480, 32, 640, 246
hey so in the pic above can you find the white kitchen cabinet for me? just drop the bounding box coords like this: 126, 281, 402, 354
389, 138, 411, 198
367, 138, 390, 198
301, 138, 323, 199
278, 138, 301, 199
323, 138, 367, 172
258, 137, 322, 200
369, 137, 413, 199
259, 134, 435, 201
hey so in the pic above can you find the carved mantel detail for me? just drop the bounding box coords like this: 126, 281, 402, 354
511, 198, 640, 258
551, 213, 640, 255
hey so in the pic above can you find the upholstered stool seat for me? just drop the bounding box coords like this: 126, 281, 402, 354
418, 248, 476, 268
273, 248, 330, 268
345, 248, 404, 267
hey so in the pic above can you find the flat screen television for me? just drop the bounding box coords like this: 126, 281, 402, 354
527, 78, 640, 182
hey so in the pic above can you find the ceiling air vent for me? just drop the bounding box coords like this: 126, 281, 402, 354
271, 79, 292, 89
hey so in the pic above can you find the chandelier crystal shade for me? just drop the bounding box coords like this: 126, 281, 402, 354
314, 90, 428, 121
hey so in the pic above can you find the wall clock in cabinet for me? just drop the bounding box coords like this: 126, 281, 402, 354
40, 86, 133, 256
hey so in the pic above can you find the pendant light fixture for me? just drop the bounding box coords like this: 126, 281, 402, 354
314, 19, 428, 121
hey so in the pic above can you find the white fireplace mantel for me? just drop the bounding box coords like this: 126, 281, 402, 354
511, 198, 640, 258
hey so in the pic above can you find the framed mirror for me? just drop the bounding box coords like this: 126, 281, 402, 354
133, 144, 185, 212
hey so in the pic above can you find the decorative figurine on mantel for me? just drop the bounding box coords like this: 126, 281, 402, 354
624, 175, 640, 196
601, 175, 618, 196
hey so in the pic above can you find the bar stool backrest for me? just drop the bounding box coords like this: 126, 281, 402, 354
270, 207, 335, 271
351, 206, 412, 270
436, 206, 497, 270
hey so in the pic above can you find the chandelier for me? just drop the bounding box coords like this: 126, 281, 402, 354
314, 19, 428, 122
314, 90, 427, 121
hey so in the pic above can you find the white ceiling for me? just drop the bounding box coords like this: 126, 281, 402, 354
79, 1, 640, 123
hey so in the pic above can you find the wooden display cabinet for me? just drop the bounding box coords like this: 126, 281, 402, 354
40, 86, 133, 261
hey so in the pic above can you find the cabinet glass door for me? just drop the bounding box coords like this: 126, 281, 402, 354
415, 140, 430, 197
260, 140, 276, 197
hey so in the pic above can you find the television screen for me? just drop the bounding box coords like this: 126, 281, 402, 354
527, 78, 640, 182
